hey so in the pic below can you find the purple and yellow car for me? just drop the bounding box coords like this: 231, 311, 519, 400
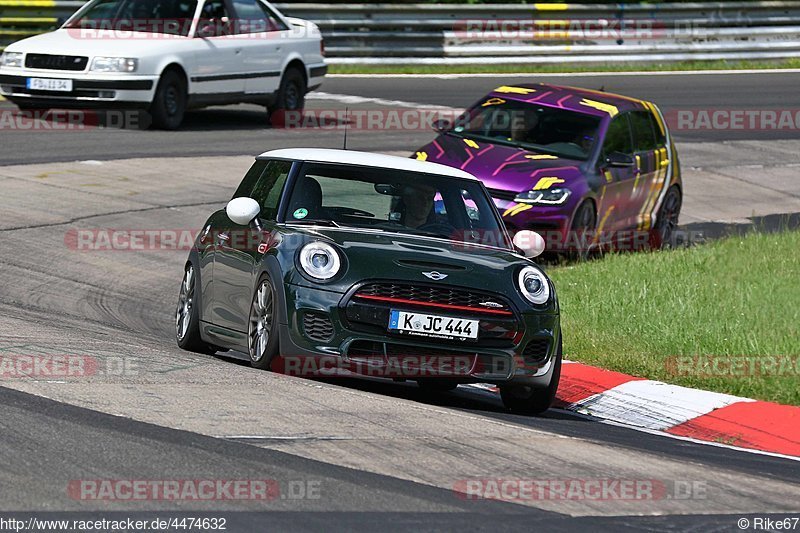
414, 83, 682, 253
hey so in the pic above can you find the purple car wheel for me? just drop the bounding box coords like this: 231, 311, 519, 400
650, 186, 682, 249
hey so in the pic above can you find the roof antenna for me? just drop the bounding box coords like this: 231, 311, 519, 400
598, 85, 605, 92
342, 106, 349, 150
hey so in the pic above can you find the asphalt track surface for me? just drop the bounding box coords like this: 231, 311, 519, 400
1, 70, 799, 165
0, 72, 799, 530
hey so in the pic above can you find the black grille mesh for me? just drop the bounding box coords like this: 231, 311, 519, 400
303, 312, 334, 341
355, 283, 511, 313
522, 338, 550, 363
25, 54, 88, 71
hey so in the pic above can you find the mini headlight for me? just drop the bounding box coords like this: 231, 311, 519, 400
90, 57, 138, 72
299, 241, 341, 280
1, 52, 24, 68
517, 266, 550, 305
514, 187, 571, 205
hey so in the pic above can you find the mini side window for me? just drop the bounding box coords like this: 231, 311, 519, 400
232, 160, 292, 220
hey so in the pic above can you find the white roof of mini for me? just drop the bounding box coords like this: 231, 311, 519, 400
257, 148, 478, 180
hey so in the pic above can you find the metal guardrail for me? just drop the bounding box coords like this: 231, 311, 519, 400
2, 1, 800, 64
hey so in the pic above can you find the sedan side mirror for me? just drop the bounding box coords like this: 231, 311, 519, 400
431, 118, 452, 132
605, 151, 635, 168
195, 20, 217, 38
226, 197, 261, 226
513, 230, 545, 258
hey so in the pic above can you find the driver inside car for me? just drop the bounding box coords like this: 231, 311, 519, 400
400, 185, 437, 229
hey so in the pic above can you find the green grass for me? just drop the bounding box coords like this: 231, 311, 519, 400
329, 58, 800, 75
548, 230, 800, 406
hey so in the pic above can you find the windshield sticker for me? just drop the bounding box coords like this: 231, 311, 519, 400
293, 208, 308, 219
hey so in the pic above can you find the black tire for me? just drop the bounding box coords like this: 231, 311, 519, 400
248, 275, 280, 370
416, 379, 459, 393
500, 336, 562, 415
568, 200, 596, 260
650, 185, 682, 250
175, 263, 215, 354
149, 69, 187, 130
269, 67, 306, 127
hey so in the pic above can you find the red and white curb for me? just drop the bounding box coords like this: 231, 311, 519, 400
466, 361, 800, 459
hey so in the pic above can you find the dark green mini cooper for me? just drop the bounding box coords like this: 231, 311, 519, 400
176, 148, 562, 414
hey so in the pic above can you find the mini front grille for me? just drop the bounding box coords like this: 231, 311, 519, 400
354, 283, 512, 314
522, 338, 550, 364
25, 54, 88, 71
302, 312, 334, 341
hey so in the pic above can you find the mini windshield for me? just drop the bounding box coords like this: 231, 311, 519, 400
67, 0, 198, 36
451, 99, 602, 160
284, 163, 511, 249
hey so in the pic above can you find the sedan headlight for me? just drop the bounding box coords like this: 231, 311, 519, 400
298, 241, 341, 280
90, 57, 138, 73
1, 52, 24, 68
517, 266, 550, 305
514, 187, 571, 205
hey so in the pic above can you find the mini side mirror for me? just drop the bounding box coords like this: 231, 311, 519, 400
226, 197, 260, 226
513, 230, 545, 258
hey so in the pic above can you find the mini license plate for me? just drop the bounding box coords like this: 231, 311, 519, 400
388, 310, 479, 341
26, 78, 73, 92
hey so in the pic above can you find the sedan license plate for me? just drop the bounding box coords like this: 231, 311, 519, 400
26, 78, 73, 92
388, 310, 479, 341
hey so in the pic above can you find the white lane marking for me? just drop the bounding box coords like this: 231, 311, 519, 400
568, 409, 800, 463
307, 91, 459, 112
570, 380, 753, 431
463, 380, 798, 460
329, 69, 800, 79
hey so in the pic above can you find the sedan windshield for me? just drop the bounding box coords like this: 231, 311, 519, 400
67, 0, 198, 36
284, 163, 511, 249
452, 99, 602, 160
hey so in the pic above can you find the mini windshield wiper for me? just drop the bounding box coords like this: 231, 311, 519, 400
286, 219, 340, 228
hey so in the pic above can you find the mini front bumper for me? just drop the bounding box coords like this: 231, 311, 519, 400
0, 69, 158, 105
276, 282, 561, 388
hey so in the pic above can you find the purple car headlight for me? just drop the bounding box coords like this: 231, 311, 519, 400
514, 187, 571, 205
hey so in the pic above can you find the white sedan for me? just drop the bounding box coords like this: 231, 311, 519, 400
0, 0, 326, 128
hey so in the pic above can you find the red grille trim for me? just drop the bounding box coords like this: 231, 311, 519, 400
354, 293, 514, 316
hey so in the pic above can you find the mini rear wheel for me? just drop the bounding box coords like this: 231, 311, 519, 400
176, 264, 215, 354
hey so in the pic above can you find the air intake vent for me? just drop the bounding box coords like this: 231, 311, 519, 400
522, 338, 550, 364
303, 312, 334, 341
